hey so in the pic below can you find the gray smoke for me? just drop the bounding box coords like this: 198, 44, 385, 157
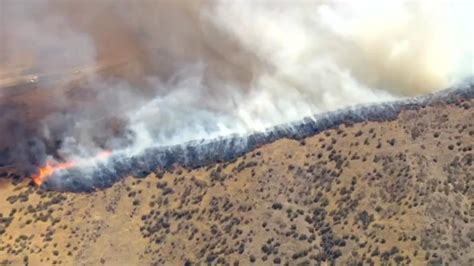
0, 0, 472, 175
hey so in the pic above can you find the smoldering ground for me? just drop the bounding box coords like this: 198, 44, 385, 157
0, 0, 472, 185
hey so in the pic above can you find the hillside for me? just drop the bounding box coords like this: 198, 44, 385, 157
0, 97, 473, 265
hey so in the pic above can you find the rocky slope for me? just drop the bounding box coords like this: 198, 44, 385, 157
0, 97, 473, 265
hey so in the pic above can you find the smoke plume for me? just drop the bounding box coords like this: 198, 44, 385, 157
0, 0, 472, 178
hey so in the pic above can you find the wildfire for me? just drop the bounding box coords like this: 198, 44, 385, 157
32, 151, 112, 186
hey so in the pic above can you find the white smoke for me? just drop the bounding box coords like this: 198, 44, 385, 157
123, 0, 473, 148
0, 0, 472, 170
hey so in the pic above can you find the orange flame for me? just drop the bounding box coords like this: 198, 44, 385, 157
33, 161, 76, 186
32, 151, 112, 186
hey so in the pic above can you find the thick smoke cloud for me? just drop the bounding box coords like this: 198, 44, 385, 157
0, 0, 472, 175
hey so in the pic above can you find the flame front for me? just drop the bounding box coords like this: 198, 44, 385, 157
33, 161, 76, 186
32, 151, 112, 186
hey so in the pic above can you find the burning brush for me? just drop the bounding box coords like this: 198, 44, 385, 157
25, 83, 474, 192
32, 151, 112, 187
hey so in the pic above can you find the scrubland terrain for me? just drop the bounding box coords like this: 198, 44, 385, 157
0, 98, 472, 265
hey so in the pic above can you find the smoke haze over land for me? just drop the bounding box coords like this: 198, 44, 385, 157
0, 0, 472, 175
